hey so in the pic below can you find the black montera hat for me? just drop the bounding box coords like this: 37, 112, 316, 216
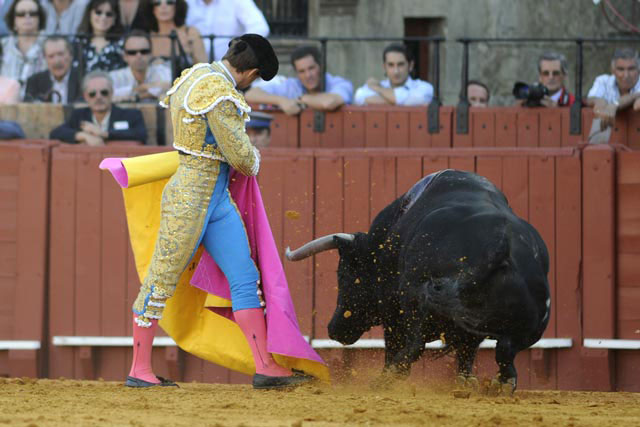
232, 34, 279, 81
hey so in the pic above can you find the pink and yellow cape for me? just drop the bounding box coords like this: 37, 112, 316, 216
100, 151, 328, 381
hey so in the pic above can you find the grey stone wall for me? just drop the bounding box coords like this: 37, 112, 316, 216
281, 0, 640, 106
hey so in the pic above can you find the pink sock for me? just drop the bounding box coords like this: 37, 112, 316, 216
128, 315, 160, 383
234, 308, 291, 377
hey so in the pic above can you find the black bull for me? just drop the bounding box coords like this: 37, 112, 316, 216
286, 170, 550, 391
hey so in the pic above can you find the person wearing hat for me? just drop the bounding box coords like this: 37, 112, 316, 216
246, 111, 273, 148
125, 34, 312, 390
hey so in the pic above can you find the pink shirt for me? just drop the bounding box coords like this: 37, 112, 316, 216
0, 77, 20, 104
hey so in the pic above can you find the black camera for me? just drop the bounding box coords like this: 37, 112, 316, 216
512, 82, 549, 107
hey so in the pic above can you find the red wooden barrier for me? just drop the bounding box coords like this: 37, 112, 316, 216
0, 140, 54, 378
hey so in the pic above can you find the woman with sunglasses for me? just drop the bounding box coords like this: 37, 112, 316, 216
1, 0, 47, 97
145, 0, 206, 72
75, 0, 126, 72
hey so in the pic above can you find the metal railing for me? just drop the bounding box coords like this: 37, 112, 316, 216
456, 37, 640, 136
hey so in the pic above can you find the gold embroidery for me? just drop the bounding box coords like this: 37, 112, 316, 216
133, 155, 220, 323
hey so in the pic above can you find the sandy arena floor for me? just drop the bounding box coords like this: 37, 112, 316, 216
1, 377, 640, 427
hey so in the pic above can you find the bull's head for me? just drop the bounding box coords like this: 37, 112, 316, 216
286, 232, 379, 345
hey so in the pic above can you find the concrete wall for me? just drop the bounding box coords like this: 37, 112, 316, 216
297, 0, 638, 106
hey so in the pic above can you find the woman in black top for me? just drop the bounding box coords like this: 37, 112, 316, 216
75, 0, 126, 72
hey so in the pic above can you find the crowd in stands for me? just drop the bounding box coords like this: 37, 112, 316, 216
0, 0, 638, 145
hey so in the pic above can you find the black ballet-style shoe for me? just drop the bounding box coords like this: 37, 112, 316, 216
125, 376, 179, 388
252, 373, 314, 390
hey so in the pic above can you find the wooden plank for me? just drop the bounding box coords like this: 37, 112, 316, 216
0, 276, 15, 338
422, 156, 448, 177
502, 157, 529, 220
617, 183, 640, 254
282, 156, 314, 336
539, 110, 562, 147
343, 156, 370, 233
432, 107, 452, 148
387, 111, 410, 148
609, 111, 628, 146
299, 110, 320, 148
365, 111, 387, 147
626, 110, 640, 150
369, 157, 396, 222
561, 108, 583, 147
582, 146, 616, 339
517, 110, 539, 147
396, 156, 423, 196
313, 156, 343, 339
615, 352, 640, 392
48, 148, 77, 378
409, 111, 431, 147
554, 155, 583, 390
320, 111, 344, 148
476, 157, 503, 190
618, 254, 640, 287
495, 110, 517, 147
452, 109, 472, 148
448, 156, 475, 173
471, 110, 496, 147
343, 110, 365, 148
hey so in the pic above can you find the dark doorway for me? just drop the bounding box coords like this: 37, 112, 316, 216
404, 17, 445, 82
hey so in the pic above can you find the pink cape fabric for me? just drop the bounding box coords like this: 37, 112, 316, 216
99, 157, 325, 366
191, 170, 324, 364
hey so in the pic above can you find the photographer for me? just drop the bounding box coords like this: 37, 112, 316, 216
514, 52, 575, 108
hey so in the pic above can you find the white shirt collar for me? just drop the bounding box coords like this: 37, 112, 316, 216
216, 61, 237, 88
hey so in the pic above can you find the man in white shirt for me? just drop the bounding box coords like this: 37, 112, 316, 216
354, 43, 433, 106
185, 0, 269, 61
109, 30, 172, 103
587, 48, 640, 130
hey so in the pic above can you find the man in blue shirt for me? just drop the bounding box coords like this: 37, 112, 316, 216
245, 45, 353, 115
354, 43, 433, 106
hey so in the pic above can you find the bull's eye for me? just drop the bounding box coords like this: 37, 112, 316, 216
343, 310, 352, 318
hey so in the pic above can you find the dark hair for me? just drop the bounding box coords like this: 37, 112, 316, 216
290, 45, 321, 69
467, 80, 490, 101
77, 0, 124, 41
222, 38, 260, 72
145, 0, 187, 32
124, 29, 151, 47
44, 35, 73, 54
5, 0, 47, 34
382, 43, 411, 63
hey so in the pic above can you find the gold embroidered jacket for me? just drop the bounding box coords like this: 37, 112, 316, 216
160, 62, 260, 176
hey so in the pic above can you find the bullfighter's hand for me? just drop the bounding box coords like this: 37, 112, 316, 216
279, 98, 303, 115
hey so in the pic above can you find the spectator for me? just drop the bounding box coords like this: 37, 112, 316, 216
537, 51, 575, 107
467, 80, 490, 107
75, 0, 126, 72
246, 111, 272, 148
118, 0, 148, 32
50, 70, 147, 144
354, 43, 433, 106
25, 35, 82, 103
43, 0, 89, 35
146, 0, 207, 71
185, 0, 268, 61
245, 45, 353, 115
109, 30, 171, 102
1, 0, 47, 97
0, 76, 21, 104
588, 47, 640, 129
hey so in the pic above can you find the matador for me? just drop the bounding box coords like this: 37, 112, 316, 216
126, 34, 312, 390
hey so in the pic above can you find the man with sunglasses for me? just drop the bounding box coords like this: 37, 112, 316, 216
536, 52, 575, 108
50, 70, 147, 144
110, 30, 171, 103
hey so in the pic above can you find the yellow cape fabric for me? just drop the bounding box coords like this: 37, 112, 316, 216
120, 151, 328, 380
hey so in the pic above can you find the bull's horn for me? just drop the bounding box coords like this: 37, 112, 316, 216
285, 233, 355, 261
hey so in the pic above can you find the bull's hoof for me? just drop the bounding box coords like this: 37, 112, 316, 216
455, 375, 479, 391
485, 377, 516, 396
